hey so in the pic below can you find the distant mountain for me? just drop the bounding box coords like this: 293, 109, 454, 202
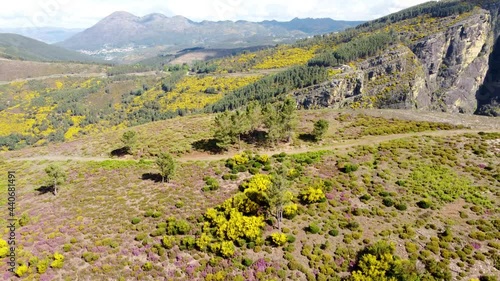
0, 33, 99, 62
0, 27, 83, 43
261, 17, 364, 34
58, 12, 363, 53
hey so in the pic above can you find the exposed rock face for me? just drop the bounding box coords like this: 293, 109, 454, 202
295, 68, 364, 109
295, 7, 500, 116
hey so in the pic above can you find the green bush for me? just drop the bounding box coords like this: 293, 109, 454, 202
417, 200, 432, 209
395, 203, 407, 211
382, 198, 394, 207
329, 229, 339, 237
131, 217, 141, 224
360, 194, 371, 202
341, 163, 359, 173
307, 223, 321, 234
142, 262, 153, 271
82, 252, 99, 263
204, 177, 220, 191
242, 257, 253, 267
63, 244, 71, 252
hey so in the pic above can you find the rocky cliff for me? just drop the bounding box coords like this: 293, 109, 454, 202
295, 4, 500, 116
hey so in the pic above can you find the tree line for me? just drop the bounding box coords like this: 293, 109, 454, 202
308, 32, 397, 67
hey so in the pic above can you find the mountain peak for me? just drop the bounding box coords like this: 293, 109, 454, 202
105, 11, 138, 21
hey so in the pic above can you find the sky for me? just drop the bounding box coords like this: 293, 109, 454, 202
0, 0, 431, 29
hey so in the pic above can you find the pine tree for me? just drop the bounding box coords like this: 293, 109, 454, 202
121, 130, 137, 154
45, 164, 66, 196
279, 97, 298, 143
312, 119, 329, 141
268, 172, 292, 232
245, 101, 262, 132
156, 152, 176, 183
263, 103, 281, 145
214, 112, 235, 150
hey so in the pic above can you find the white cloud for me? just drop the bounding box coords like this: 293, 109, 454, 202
0, 0, 430, 28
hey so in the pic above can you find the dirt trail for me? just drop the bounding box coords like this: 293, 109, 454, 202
0, 73, 107, 85
5, 129, 494, 163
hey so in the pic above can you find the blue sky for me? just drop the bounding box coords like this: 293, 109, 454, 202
1, 0, 430, 29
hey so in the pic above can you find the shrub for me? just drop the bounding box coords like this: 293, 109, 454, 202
195, 233, 212, 251
50, 252, 64, 269
18, 213, 30, 227
382, 198, 394, 207
142, 262, 153, 271
162, 236, 175, 249
50, 258, 64, 269
233, 153, 249, 165
360, 194, 371, 202
37, 259, 49, 273
480, 276, 498, 281
300, 188, 326, 204
242, 257, 253, 267
131, 217, 141, 224
271, 232, 288, 246
283, 203, 298, 219
340, 163, 359, 173
287, 234, 296, 243
329, 229, 339, 237
0, 239, 8, 258
82, 252, 99, 263
395, 203, 407, 211
417, 200, 432, 209
180, 236, 196, 250
165, 218, 191, 235
15, 264, 28, 277
204, 177, 220, 191
63, 244, 71, 252
307, 223, 321, 234
144, 209, 155, 217
249, 167, 260, 175
220, 241, 235, 258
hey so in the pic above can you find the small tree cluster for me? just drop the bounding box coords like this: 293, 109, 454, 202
213, 98, 298, 150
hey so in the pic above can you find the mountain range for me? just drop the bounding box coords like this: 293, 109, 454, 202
57, 11, 363, 52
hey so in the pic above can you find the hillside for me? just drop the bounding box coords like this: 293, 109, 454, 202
1, 0, 500, 153
205, 0, 500, 116
0, 27, 83, 43
0, 33, 98, 62
57, 12, 362, 61
0, 109, 499, 280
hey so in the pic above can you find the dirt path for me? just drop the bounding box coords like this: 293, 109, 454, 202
6, 129, 495, 163
0, 72, 107, 85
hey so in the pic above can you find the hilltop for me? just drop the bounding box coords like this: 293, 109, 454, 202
0, 33, 98, 62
